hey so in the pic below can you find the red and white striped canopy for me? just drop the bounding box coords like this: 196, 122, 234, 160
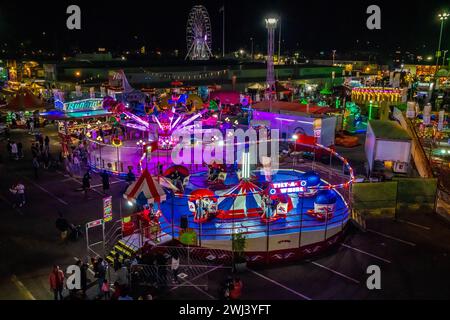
124, 169, 166, 204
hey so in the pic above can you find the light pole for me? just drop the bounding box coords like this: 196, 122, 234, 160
250, 37, 254, 61
442, 50, 449, 66
436, 12, 449, 67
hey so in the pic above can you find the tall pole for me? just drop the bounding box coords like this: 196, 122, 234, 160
437, 19, 445, 67
250, 37, 254, 62
265, 18, 277, 112
436, 13, 449, 69
222, 6, 225, 58
278, 18, 282, 64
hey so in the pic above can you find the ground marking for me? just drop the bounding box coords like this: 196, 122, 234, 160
341, 243, 392, 264
11, 275, 36, 300
248, 269, 312, 300
169, 265, 223, 292
396, 219, 431, 231
0, 194, 23, 215
308, 261, 360, 284
22, 176, 68, 205
367, 229, 416, 247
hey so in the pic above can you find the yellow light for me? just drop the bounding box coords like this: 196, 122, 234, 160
75, 71, 81, 77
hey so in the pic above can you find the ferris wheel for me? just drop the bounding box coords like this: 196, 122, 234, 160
186, 5, 213, 61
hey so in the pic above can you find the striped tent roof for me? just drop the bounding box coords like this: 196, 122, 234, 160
216, 180, 263, 219
124, 169, 166, 204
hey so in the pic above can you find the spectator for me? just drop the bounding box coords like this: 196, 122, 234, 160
171, 251, 180, 284
111, 282, 121, 300
94, 258, 106, 296
230, 277, 243, 300
44, 136, 50, 153
101, 279, 111, 300
17, 142, 23, 159
49, 265, 65, 300
76, 259, 88, 297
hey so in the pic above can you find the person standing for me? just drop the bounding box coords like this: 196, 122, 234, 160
17, 142, 23, 159
6, 140, 12, 159
76, 259, 88, 298
230, 277, 243, 300
44, 136, 50, 153
158, 162, 163, 176
29, 119, 34, 134
171, 252, 180, 284
32, 157, 40, 179
126, 168, 136, 185
101, 279, 111, 300
101, 170, 110, 194
72, 154, 81, 176
94, 258, 106, 296
49, 265, 65, 300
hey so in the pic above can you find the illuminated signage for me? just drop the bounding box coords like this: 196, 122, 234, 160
270, 181, 307, 195
103, 196, 113, 222
55, 98, 104, 112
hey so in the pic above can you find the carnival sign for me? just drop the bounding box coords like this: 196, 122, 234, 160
269, 181, 307, 195
103, 196, 113, 222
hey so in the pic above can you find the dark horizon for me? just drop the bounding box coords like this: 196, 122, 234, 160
0, 0, 449, 58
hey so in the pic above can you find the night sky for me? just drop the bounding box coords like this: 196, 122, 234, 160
0, 0, 449, 57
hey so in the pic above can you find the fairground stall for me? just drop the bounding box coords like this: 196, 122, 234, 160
41, 95, 113, 155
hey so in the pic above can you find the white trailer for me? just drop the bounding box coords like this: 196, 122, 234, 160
365, 120, 412, 174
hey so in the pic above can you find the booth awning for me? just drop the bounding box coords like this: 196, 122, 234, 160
124, 169, 167, 204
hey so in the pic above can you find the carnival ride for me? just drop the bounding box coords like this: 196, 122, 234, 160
185, 5, 213, 61
81, 92, 354, 264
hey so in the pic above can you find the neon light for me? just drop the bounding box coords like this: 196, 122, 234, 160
57, 98, 104, 112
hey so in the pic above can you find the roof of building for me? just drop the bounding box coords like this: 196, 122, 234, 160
252, 101, 334, 115
369, 120, 411, 140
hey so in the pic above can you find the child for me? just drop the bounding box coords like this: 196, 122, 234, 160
101, 279, 110, 300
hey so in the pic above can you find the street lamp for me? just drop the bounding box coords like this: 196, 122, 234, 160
436, 12, 449, 67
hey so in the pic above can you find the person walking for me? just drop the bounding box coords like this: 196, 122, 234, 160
55, 212, 70, 242
11, 141, 18, 160
32, 157, 40, 179
101, 170, 110, 194
10, 182, 26, 208
171, 251, 180, 284
82, 171, 91, 199
49, 265, 65, 300
73, 155, 81, 176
